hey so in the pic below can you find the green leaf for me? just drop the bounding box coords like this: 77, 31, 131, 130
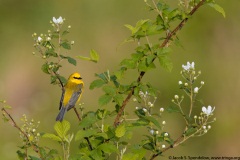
144, 116, 161, 129
41, 63, 50, 74
115, 124, 126, 138
3, 105, 11, 109
113, 94, 124, 106
75, 130, 97, 141
114, 67, 127, 79
90, 49, 100, 63
98, 94, 112, 106
184, 127, 197, 136
120, 59, 137, 69
62, 30, 69, 36
42, 133, 62, 142
17, 150, 25, 160
167, 105, 181, 113
98, 143, 118, 154
90, 149, 103, 160
29, 156, 41, 160
76, 55, 92, 61
60, 55, 77, 66
158, 55, 173, 72
103, 86, 116, 95
207, 3, 225, 18
54, 120, 70, 138
66, 56, 77, 66
79, 112, 98, 128
61, 41, 71, 50
89, 79, 106, 90
142, 143, 154, 151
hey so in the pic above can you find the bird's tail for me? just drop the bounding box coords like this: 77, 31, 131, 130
56, 107, 67, 121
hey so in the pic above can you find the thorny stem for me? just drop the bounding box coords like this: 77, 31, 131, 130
114, 0, 206, 127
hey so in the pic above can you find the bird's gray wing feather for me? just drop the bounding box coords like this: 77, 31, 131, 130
67, 83, 83, 111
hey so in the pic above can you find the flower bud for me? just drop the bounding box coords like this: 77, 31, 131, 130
174, 95, 179, 99
159, 108, 164, 112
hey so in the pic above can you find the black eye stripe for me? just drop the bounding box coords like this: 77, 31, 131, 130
73, 76, 82, 80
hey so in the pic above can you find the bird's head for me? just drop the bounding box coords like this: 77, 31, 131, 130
68, 72, 83, 84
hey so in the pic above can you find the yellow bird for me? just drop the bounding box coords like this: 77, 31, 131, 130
56, 72, 84, 121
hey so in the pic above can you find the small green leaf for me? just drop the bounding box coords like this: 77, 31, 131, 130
76, 55, 92, 61
98, 144, 118, 154
62, 30, 69, 36
89, 79, 106, 90
103, 86, 116, 95
42, 133, 62, 142
41, 63, 50, 74
167, 105, 181, 113
3, 105, 11, 109
90, 149, 103, 160
115, 124, 126, 138
17, 150, 26, 160
144, 116, 161, 129
158, 55, 173, 72
184, 127, 197, 136
98, 94, 112, 106
54, 120, 70, 138
90, 49, 100, 63
207, 3, 225, 18
75, 130, 97, 141
142, 143, 154, 151
66, 56, 77, 66
61, 41, 71, 50
79, 112, 98, 128
113, 94, 124, 106
120, 59, 137, 69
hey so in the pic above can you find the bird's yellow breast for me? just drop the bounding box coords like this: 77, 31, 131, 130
62, 79, 84, 106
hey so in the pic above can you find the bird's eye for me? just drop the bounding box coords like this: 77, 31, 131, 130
73, 76, 82, 80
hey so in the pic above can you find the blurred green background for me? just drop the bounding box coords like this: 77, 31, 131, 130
0, 0, 239, 159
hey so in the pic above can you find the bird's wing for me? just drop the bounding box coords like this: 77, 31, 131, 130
59, 88, 65, 110
67, 83, 83, 111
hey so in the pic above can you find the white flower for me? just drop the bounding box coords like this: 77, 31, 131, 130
162, 144, 166, 148
159, 108, 164, 112
201, 81, 205, 85
178, 81, 183, 85
37, 36, 42, 42
150, 129, 154, 135
208, 125, 211, 129
46, 37, 51, 41
53, 16, 63, 25
162, 121, 166, 125
202, 105, 215, 116
182, 62, 195, 71
143, 108, 147, 112
164, 132, 168, 137
194, 87, 199, 93
148, 102, 154, 107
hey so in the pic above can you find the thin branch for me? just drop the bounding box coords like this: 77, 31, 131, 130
73, 107, 82, 121
1, 108, 42, 159
114, 0, 206, 127
73, 107, 93, 151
